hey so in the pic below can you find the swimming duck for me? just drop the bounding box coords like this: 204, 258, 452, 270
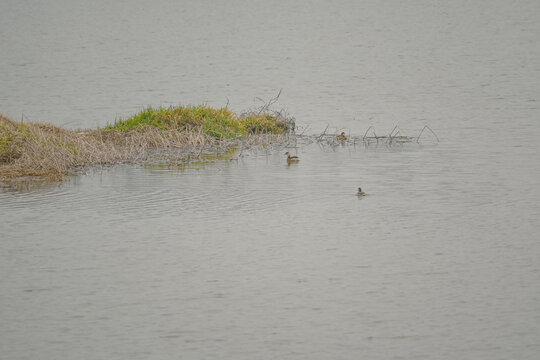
356, 187, 366, 196
285, 152, 299, 163
337, 132, 347, 141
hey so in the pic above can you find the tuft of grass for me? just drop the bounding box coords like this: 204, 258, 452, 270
0, 114, 215, 178
0, 105, 295, 179
240, 114, 289, 134
106, 105, 292, 138
106, 106, 246, 138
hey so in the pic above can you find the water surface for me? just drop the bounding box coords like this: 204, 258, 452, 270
1, 1, 540, 359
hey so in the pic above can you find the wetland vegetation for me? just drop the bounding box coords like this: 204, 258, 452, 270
0, 95, 438, 181
0, 104, 295, 179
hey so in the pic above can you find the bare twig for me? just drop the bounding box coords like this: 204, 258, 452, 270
417, 125, 439, 143
363, 126, 375, 140
256, 89, 283, 115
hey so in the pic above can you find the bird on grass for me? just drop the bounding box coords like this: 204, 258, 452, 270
337, 132, 347, 141
285, 152, 299, 163
356, 187, 367, 196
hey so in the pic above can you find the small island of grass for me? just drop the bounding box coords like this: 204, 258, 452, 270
0, 105, 294, 179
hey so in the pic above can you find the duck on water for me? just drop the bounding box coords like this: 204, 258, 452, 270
285, 152, 299, 163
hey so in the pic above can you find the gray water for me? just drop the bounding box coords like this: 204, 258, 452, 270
1, 0, 540, 359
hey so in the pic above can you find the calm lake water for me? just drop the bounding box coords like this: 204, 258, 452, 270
1, 0, 540, 359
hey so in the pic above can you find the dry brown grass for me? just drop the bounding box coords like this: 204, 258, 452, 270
0, 113, 297, 179
0, 114, 219, 179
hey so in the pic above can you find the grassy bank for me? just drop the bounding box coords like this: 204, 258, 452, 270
106, 105, 290, 137
0, 105, 294, 179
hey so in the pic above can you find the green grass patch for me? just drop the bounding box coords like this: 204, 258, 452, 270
241, 114, 288, 134
106, 105, 290, 138
0, 133, 11, 158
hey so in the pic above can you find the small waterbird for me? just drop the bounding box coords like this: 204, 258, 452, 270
337, 132, 347, 141
356, 187, 366, 196
285, 152, 299, 163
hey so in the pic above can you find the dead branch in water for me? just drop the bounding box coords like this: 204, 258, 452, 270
360, 125, 439, 146
417, 125, 440, 143
312, 125, 439, 149
255, 89, 282, 115
363, 126, 376, 141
